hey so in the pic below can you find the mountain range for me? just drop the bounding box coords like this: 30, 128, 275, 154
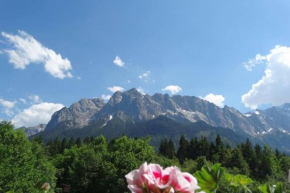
30, 88, 290, 152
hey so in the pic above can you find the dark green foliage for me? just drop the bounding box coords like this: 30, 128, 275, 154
241, 138, 256, 172
75, 137, 82, 147
159, 139, 176, 159
2, 120, 290, 192
225, 148, 250, 176
177, 135, 190, 164
60, 137, 68, 153
68, 137, 75, 148
54, 135, 155, 192
0, 121, 56, 193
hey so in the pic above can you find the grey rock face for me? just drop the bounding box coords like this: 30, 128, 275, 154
93, 88, 163, 121
19, 124, 46, 137
245, 104, 290, 134
45, 98, 105, 130
43, 88, 290, 137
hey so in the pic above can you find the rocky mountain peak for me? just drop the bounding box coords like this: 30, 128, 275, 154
42, 88, 290, 138
107, 91, 123, 106
19, 124, 47, 137
45, 98, 105, 131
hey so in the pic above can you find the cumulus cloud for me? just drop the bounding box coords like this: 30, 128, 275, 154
139, 71, 151, 82
242, 45, 290, 109
162, 85, 182, 94
107, 86, 124, 93
101, 94, 111, 101
11, 102, 64, 128
1, 30, 73, 79
113, 56, 125, 67
202, 93, 225, 108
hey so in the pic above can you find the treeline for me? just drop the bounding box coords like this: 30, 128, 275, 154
1, 121, 290, 192
160, 135, 290, 182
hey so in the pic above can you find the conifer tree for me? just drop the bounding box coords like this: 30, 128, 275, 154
167, 139, 176, 159
226, 148, 250, 175
177, 135, 189, 164
68, 137, 75, 149
189, 137, 198, 160
76, 137, 82, 147
53, 136, 61, 155
241, 138, 256, 172
84, 136, 91, 144
60, 137, 68, 153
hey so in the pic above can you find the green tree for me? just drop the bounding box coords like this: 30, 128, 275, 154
68, 137, 75, 149
167, 139, 176, 159
0, 121, 56, 193
60, 137, 68, 153
241, 138, 256, 172
226, 148, 250, 176
177, 135, 189, 164
108, 136, 155, 192
76, 137, 82, 147
53, 137, 61, 155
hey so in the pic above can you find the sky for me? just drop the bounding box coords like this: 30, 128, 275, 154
1, 0, 290, 127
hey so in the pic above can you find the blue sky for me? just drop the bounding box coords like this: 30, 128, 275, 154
1, 0, 290, 127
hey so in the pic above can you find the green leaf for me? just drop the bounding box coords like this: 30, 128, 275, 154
227, 174, 253, 193
258, 182, 285, 193
274, 182, 286, 193
194, 163, 225, 193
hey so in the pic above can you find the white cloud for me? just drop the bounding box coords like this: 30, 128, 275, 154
137, 87, 146, 95
19, 98, 27, 104
139, 71, 151, 82
0, 98, 17, 117
101, 94, 111, 101
242, 45, 290, 109
3, 109, 14, 117
1, 30, 73, 79
243, 54, 266, 71
29, 95, 42, 104
202, 93, 225, 108
107, 86, 124, 93
0, 98, 17, 109
162, 85, 182, 94
113, 56, 125, 67
11, 102, 64, 128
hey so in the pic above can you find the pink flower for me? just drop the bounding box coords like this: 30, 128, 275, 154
125, 162, 200, 193
144, 164, 173, 190
171, 167, 200, 193
125, 162, 149, 193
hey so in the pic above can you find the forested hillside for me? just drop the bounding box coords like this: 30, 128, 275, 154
1, 121, 290, 192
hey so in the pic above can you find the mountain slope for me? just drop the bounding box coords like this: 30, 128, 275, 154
32, 116, 248, 149
35, 88, 290, 152
19, 124, 46, 137
45, 98, 105, 131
